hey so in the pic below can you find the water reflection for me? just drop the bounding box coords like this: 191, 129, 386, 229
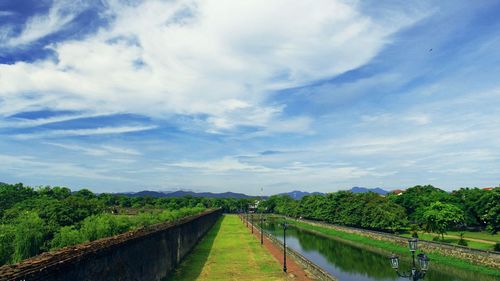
263, 222, 497, 281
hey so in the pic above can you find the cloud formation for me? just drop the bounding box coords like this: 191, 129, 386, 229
0, 0, 414, 133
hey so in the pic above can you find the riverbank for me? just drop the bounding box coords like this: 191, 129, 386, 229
283, 218, 499, 277
166, 215, 308, 281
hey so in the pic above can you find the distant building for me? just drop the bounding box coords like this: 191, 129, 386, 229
483, 187, 494, 191
391, 189, 405, 196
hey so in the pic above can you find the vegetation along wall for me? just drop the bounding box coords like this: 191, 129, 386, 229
0, 209, 222, 281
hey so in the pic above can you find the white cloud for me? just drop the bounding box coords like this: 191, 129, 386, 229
0, 11, 16, 17
0, 112, 109, 128
0, 153, 125, 181
45, 142, 142, 156
0, 0, 419, 134
13, 125, 157, 139
4, 0, 88, 47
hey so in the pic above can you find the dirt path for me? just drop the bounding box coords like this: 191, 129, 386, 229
242, 215, 314, 281
441, 234, 496, 244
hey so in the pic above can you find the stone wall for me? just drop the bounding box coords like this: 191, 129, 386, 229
295, 217, 500, 269
0, 209, 222, 281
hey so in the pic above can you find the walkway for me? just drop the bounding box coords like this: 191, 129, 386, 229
166, 215, 291, 281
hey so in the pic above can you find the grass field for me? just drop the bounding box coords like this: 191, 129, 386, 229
446, 230, 499, 243
399, 232, 495, 250
286, 220, 500, 277
165, 215, 285, 281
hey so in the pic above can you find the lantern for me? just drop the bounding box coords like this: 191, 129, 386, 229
418, 253, 430, 271
408, 238, 418, 252
390, 254, 399, 269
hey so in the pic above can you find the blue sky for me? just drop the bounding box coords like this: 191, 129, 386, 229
1, 0, 500, 194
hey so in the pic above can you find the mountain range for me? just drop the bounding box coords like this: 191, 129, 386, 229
349, 186, 389, 195
278, 190, 324, 200
117, 190, 256, 199
117, 186, 389, 199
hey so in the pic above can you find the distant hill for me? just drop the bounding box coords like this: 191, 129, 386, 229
349, 186, 389, 195
279, 190, 324, 200
117, 190, 256, 199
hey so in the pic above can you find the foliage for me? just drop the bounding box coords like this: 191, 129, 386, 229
0, 224, 15, 265
390, 185, 452, 224
12, 212, 47, 262
422, 202, 464, 239
0, 183, 210, 266
264, 192, 407, 232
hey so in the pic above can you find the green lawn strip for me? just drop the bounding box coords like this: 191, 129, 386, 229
288, 220, 499, 277
446, 231, 499, 243
399, 233, 493, 250
167, 215, 284, 281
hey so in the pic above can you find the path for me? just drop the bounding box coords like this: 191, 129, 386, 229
166, 214, 292, 281
243, 215, 313, 281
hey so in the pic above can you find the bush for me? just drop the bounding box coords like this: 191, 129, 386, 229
80, 214, 125, 241
494, 242, 500, 252
457, 232, 468, 246
13, 212, 46, 262
51, 226, 84, 249
0, 225, 15, 265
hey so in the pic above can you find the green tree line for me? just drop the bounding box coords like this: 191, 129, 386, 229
0, 183, 253, 266
260, 185, 499, 236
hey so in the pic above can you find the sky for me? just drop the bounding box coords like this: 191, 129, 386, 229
1, 0, 500, 195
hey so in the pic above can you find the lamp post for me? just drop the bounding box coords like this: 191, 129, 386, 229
251, 213, 254, 234
283, 219, 288, 272
260, 213, 264, 245
389, 239, 430, 280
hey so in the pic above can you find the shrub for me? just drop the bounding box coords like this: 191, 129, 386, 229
13, 212, 46, 262
457, 232, 468, 246
0, 224, 15, 265
80, 214, 124, 241
494, 242, 500, 252
51, 226, 84, 249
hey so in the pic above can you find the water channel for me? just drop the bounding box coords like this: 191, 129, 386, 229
262, 221, 498, 281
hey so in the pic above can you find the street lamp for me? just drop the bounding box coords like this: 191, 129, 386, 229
389, 239, 430, 280
251, 213, 254, 234
282, 219, 288, 272
260, 213, 264, 245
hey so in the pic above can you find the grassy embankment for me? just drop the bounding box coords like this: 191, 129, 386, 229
166, 215, 285, 281
286, 220, 500, 277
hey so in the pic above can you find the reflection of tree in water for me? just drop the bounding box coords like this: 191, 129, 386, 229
292, 227, 396, 280
264, 223, 495, 281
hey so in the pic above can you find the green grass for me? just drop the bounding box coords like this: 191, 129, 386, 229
286, 220, 500, 278
166, 215, 285, 281
399, 232, 494, 250
446, 231, 499, 243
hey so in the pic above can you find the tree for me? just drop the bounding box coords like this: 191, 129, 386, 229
480, 188, 499, 234
392, 185, 452, 224
422, 202, 464, 239
13, 212, 47, 262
